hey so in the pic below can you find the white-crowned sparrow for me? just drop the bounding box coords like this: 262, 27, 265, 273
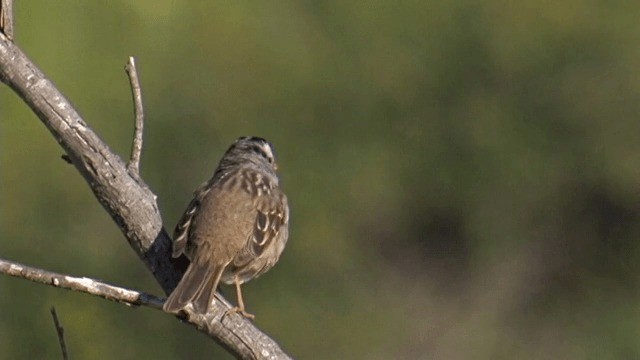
163, 136, 289, 318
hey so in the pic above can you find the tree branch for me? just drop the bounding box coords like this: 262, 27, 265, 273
125, 56, 144, 178
0, 257, 164, 309
0, 31, 179, 292
0, 24, 292, 360
50, 307, 70, 360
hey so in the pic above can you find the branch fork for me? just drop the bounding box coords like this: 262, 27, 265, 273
0, 6, 291, 360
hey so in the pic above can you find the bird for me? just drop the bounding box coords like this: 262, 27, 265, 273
163, 136, 289, 319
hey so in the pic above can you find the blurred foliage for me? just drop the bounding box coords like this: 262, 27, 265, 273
2, 1, 640, 359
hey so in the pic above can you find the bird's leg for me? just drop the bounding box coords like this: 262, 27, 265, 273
227, 279, 255, 319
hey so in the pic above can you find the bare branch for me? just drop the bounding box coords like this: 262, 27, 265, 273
0, 23, 292, 360
50, 307, 70, 360
125, 56, 144, 178
0, 257, 164, 309
0, 30, 181, 294
0, 0, 14, 41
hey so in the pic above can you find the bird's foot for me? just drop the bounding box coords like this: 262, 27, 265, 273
225, 306, 255, 320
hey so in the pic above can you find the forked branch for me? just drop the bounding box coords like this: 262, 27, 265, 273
0, 15, 292, 360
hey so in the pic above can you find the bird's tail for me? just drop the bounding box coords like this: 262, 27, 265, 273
163, 261, 224, 314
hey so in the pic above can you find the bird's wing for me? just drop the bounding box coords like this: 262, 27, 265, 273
233, 188, 289, 268
172, 178, 215, 258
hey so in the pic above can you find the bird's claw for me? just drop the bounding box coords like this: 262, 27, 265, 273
224, 306, 255, 320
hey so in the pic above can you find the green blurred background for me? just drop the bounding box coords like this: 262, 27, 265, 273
2, 1, 640, 359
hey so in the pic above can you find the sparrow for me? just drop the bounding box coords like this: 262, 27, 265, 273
163, 136, 289, 319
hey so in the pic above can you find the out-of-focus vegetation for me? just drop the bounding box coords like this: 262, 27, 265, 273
2, 1, 640, 359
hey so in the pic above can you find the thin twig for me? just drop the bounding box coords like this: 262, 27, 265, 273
50, 307, 69, 360
0, 0, 14, 41
0, 257, 165, 309
125, 56, 144, 178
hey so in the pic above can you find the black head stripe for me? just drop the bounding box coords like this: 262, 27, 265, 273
250, 145, 269, 159
247, 136, 267, 143
231, 136, 274, 163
